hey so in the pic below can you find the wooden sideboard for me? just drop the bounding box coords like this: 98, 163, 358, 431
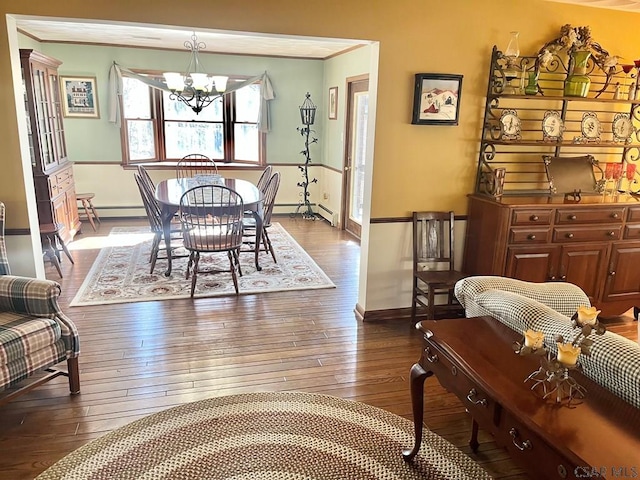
463, 194, 640, 316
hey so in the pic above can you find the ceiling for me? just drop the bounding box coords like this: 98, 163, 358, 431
13, 1, 640, 59
14, 18, 367, 59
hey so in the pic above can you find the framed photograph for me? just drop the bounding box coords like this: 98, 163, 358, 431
60, 76, 100, 118
328, 86, 338, 120
411, 73, 463, 125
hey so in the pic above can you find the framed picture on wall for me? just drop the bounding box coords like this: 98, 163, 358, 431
411, 73, 463, 125
328, 86, 338, 120
60, 76, 100, 118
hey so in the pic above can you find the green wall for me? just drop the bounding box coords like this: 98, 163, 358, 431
20, 36, 326, 165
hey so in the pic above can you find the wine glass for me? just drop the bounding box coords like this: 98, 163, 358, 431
621, 64, 635, 98
626, 162, 637, 194
612, 163, 624, 197
604, 162, 615, 196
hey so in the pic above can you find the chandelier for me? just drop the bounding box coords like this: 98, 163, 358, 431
163, 33, 228, 114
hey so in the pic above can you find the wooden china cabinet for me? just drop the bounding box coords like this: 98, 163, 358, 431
20, 49, 80, 243
463, 45, 640, 316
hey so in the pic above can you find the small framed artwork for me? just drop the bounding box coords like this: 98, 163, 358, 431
60, 76, 100, 118
411, 73, 463, 125
328, 86, 338, 120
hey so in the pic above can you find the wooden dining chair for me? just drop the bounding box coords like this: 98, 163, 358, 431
412, 211, 468, 320
256, 165, 273, 193
134, 173, 186, 273
179, 185, 245, 297
176, 154, 218, 179
243, 172, 280, 263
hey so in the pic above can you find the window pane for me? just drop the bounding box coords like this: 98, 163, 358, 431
234, 124, 258, 162
162, 91, 222, 122
235, 84, 260, 122
127, 120, 155, 160
164, 121, 223, 159
123, 78, 150, 119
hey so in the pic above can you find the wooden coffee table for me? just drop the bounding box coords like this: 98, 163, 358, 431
402, 316, 640, 479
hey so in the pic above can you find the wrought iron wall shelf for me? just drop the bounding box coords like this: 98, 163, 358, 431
476, 46, 640, 197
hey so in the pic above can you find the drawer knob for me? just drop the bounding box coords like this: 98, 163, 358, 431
557, 464, 568, 479
568, 214, 577, 220
609, 271, 616, 276
560, 275, 566, 280
530, 215, 539, 221
607, 231, 616, 237
424, 346, 438, 363
509, 428, 532, 451
466, 388, 487, 407
527, 234, 536, 240
611, 213, 619, 219
566, 233, 574, 239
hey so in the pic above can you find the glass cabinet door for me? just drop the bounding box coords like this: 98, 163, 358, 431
48, 72, 67, 163
32, 66, 55, 170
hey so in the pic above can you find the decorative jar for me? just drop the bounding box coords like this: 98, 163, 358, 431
564, 51, 591, 97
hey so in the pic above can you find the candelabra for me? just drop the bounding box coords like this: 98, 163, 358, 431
292, 93, 318, 220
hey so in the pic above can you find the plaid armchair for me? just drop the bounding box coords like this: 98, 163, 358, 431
0, 202, 80, 404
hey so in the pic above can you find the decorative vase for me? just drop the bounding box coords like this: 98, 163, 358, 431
564, 51, 591, 97
524, 72, 539, 95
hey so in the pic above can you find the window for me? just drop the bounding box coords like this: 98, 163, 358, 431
121, 76, 263, 165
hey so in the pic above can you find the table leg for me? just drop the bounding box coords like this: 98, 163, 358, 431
161, 206, 176, 277
402, 362, 432, 461
252, 211, 263, 271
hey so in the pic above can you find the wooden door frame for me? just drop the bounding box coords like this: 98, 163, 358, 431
341, 74, 369, 236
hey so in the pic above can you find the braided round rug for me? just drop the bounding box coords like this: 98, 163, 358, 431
37, 391, 491, 480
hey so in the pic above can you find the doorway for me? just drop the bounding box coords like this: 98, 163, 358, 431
342, 75, 369, 239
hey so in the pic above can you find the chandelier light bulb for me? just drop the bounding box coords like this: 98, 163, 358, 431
211, 76, 228, 92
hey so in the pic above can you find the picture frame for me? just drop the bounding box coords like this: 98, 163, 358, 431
328, 86, 338, 120
411, 73, 463, 125
60, 76, 100, 118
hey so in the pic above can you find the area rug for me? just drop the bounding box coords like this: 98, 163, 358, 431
69, 224, 335, 306
36, 391, 491, 480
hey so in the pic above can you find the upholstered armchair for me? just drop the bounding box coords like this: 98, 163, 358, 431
0, 202, 80, 404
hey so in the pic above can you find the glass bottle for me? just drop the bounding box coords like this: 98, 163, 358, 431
503, 32, 520, 94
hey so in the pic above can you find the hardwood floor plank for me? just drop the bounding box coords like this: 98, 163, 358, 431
0, 216, 529, 480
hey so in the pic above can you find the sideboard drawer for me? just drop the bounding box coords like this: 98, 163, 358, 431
553, 226, 621, 242
511, 209, 553, 226
509, 228, 550, 244
555, 208, 625, 224
496, 410, 579, 480
624, 225, 640, 240
628, 207, 640, 223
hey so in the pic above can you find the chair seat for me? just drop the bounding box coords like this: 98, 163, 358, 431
183, 225, 239, 251
0, 313, 61, 365
415, 270, 467, 288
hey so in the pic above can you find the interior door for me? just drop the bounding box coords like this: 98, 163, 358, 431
342, 76, 369, 239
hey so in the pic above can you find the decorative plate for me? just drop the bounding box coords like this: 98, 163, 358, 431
612, 113, 634, 143
580, 112, 601, 142
542, 110, 563, 142
499, 109, 521, 141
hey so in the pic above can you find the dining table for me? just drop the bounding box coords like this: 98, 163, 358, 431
155, 177, 264, 276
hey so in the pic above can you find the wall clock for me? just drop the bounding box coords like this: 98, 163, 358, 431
499, 109, 521, 141
542, 110, 563, 142
580, 112, 601, 143
612, 113, 634, 144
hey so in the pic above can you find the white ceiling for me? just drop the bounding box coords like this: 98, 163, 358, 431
14, 18, 367, 59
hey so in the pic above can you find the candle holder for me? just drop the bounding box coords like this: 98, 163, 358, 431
513, 307, 606, 406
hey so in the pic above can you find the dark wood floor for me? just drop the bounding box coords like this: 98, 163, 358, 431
0, 217, 532, 479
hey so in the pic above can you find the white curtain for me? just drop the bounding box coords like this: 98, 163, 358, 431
108, 62, 275, 132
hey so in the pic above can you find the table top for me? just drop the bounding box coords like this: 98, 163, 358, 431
417, 316, 640, 470
155, 177, 262, 207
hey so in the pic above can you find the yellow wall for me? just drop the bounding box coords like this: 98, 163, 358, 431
2, 0, 639, 305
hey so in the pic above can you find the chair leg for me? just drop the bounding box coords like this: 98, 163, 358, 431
44, 236, 63, 278
263, 228, 277, 263
88, 199, 101, 224
411, 278, 418, 320
427, 287, 435, 320
81, 199, 97, 232
55, 232, 74, 264
67, 357, 81, 394
228, 251, 239, 294
186, 252, 195, 279
233, 249, 243, 277
190, 252, 200, 298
